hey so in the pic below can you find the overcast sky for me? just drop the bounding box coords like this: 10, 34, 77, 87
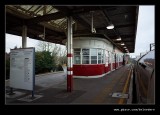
130, 5, 154, 58
5, 5, 154, 58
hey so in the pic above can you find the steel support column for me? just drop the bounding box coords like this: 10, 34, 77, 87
67, 16, 73, 92
22, 25, 27, 48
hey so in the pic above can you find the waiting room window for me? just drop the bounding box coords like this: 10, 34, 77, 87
98, 49, 102, 64
82, 49, 89, 64
74, 48, 81, 64
102, 49, 104, 64
90, 49, 97, 64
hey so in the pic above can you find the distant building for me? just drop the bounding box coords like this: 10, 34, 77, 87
124, 54, 129, 64
63, 37, 124, 78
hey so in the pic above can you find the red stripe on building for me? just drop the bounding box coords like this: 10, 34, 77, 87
73, 64, 105, 76
67, 67, 73, 71
67, 54, 73, 57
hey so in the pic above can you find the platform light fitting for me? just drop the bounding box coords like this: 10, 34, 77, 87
116, 37, 121, 41
106, 24, 114, 29
121, 43, 125, 45
92, 28, 96, 33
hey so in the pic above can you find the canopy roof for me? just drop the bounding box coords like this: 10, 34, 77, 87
6, 5, 139, 53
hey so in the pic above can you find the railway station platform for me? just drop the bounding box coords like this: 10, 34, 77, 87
5, 64, 133, 104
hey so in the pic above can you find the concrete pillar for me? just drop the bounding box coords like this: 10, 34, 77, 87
67, 16, 73, 92
22, 25, 27, 48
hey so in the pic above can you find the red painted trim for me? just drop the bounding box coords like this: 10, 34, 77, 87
112, 63, 117, 69
67, 67, 73, 71
112, 63, 115, 69
108, 63, 111, 72
105, 63, 111, 73
116, 63, 118, 69
67, 54, 73, 57
67, 75, 73, 92
73, 64, 105, 76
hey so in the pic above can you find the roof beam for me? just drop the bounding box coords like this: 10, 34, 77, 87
6, 11, 65, 35
6, 6, 30, 19
26, 12, 67, 24
115, 23, 135, 28
72, 15, 91, 31
103, 34, 125, 52
100, 7, 120, 36
27, 23, 64, 36
54, 6, 91, 31
54, 6, 101, 15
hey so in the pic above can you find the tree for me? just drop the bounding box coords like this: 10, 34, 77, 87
37, 41, 53, 52
35, 51, 56, 74
36, 41, 67, 72
58, 49, 67, 65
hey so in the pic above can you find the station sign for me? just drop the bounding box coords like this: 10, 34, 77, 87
10, 48, 35, 91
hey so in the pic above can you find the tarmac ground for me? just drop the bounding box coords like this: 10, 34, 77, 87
5, 64, 133, 105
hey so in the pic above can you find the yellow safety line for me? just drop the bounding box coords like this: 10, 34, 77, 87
118, 66, 132, 104
92, 66, 128, 103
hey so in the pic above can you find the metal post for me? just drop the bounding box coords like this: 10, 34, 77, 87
9, 87, 15, 95
22, 25, 27, 48
67, 16, 73, 92
32, 91, 34, 98
115, 54, 116, 69
91, 11, 93, 33
32, 48, 35, 98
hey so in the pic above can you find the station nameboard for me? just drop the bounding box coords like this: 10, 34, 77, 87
9, 48, 35, 91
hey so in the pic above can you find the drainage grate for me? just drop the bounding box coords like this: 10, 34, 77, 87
18, 95, 43, 102
6, 91, 26, 98
111, 92, 129, 98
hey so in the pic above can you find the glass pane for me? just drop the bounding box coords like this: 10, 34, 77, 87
83, 56, 89, 60
82, 49, 89, 55
102, 50, 104, 55
98, 60, 101, 64
74, 56, 80, 64
98, 55, 101, 60
91, 49, 97, 64
91, 49, 97, 56
102, 57, 104, 63
74, 48, 80, 55
74, 49, 80, 52
74, 52, 80, 55
91, 60, 97, 64
98, 49, 101, 55
82, 56, 89, 64
91, 56, 97, 60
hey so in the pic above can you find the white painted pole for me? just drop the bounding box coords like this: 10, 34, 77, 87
67, 16, 73, 92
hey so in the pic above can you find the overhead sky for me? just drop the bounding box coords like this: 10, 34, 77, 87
130, 5, 155, 58
5, 5, 154, 58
